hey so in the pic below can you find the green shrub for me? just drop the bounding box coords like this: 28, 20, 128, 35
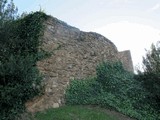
65, 61, 160, 120
65, 77, 101, 105
96, 61, 133, 96
0, 55, 42, 119
0, 12, 48, 120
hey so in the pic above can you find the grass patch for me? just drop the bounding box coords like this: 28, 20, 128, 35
34, 105, 117, 120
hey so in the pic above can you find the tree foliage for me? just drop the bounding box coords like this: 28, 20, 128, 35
0, 0, 18, 63
142, 42, 160, 73
0, 0, 49, 119
0, 0, 18, 23
136, 42, 160, 110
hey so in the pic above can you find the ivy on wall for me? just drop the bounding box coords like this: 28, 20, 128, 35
0, 11, 49, 120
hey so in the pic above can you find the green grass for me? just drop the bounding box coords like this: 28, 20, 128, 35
34, 106, 117, 120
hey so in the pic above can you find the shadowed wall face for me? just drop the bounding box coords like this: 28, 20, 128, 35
118, 50, 134, 72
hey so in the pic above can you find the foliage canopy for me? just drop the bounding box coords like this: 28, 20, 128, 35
0, 1, 49, 119
136, 42, 160, 110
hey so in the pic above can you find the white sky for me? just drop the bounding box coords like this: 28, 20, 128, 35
14, 0, 160, 70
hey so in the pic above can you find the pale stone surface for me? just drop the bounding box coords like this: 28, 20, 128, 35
53, 103, 59, 108
26, 16, 133, 112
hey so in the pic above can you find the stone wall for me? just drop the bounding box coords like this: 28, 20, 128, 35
118, 50, 134, 72
26, 17, 133, 112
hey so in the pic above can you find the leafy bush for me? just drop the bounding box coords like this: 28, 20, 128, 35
96, 62, 134, 96
0, 11, 48, 120
65, 77, 102, 105
0, 55, 42, 119
65, 61, 160, 120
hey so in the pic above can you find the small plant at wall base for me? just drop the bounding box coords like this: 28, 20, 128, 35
0, 1, 49, 119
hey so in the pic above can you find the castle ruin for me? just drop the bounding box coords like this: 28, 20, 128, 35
26, 16, 133, 112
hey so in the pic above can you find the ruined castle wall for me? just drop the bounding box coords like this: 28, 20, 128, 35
26, 17, 133, 112
118, 50, 134, 72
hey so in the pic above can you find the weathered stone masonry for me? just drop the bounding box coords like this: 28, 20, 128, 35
26, 16, 133, 112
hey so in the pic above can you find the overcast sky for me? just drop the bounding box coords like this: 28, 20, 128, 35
14, 0, 160, 70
